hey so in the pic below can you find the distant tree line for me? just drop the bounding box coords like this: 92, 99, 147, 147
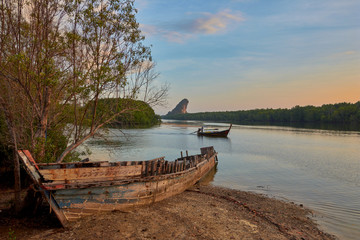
163, 102, 360, 126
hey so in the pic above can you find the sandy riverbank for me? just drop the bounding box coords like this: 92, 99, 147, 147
1, 184, 337, 240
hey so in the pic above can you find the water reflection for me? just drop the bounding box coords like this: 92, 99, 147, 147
233, 121, 360, 132
199, 164, 218, 185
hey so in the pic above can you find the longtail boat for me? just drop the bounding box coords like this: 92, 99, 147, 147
18, 146, 218, 227
197, 124, 232, 137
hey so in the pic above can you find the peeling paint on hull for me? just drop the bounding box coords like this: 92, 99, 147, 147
18, 147, 218, 227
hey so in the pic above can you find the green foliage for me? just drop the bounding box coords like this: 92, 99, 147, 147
33, 129, 81, 163
96, 98, 160, 128
0, 0, 168, 163
8, 228, 16, 240
163, 101, 360, 128
0, 112, 11, 167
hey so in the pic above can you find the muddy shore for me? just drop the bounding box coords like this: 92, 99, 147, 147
0, 184, 337, 240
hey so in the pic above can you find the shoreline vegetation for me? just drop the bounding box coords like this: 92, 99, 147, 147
0, 185, 337, 240
98, 99, 161, 129
163, 101, 360, 131
0, 99, 160, 187
1, 0, 169, 212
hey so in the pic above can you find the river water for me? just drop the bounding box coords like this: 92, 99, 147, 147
83, 120, 360, 240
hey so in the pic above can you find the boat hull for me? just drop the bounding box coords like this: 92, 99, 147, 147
197, 129, 230, 137
18, 147, 218, 226
197, 124, 232, 137
54, 155, 216, 221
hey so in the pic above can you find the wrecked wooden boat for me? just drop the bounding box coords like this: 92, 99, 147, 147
18, 146, 218, 227
197, 124, 232, 137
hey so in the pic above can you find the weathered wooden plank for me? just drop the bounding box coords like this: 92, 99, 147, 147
172, 162, 176, 173
63, 208, 102, 214
46, 155, 216, 222
37, 161, 110, 168
150, 161, 155, 176
55, 165, 203, 212
145, 161, 149, 177
164, 161, 169, 174
18, 147, 217, 226
175, 160, 178, 173
100, 162, 110, 167
17, 150, 42, 182
157, 160, 163, 175
141, 161, 145, 177
43, 173, 142, 186
147, 156, 165, 162
17, 150, 69, 227
39, 165, 142, 182
22, 150, 40, 170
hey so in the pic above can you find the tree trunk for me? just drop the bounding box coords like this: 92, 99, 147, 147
0, 101, 22, 213
56, 133, 93, 163
34, 87, 51, 161
13, 147, 22, 213
56, 108, 135, 163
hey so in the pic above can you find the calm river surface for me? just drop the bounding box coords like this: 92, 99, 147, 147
83, 120, 360, 240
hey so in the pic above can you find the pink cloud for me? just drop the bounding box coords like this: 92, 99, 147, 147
140, 9, 244, 43
192, 10, 244, 34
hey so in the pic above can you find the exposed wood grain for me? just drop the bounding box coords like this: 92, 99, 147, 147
18, 147, 217, 226
150, 161, 155, 176
17, 150, 69, 227
18, 151, 42, 182
39, 165, 142, 183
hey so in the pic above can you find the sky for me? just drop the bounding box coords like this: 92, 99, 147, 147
134, 0, 360, 115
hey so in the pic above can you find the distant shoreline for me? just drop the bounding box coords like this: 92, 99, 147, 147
162, 101, 360, 131
162, 118, 360, 131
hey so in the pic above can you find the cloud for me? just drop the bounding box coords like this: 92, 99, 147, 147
140, 9, 244, 43
140, 24, 193, 43
190, 9, 244, 34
